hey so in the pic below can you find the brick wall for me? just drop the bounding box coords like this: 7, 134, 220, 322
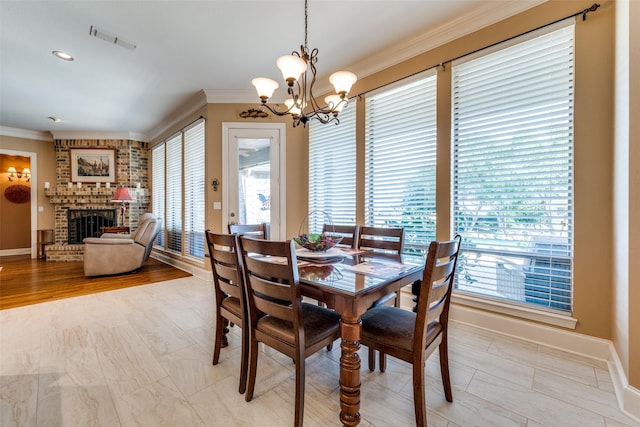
44, 138, 149, 261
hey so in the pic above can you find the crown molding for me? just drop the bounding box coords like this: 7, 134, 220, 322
0, 126, 53, 142
146, 91, 208, 142
350, 0, 548, 81
49, 131, 147, 142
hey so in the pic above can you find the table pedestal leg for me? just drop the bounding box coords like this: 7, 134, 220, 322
339, 316, 361, 427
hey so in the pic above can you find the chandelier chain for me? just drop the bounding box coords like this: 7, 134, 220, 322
304, 0, 308, 51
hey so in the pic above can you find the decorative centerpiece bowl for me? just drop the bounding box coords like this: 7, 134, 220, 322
293, 233, 342, 252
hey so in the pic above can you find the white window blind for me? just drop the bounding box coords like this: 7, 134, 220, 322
151, 144, 165, 248
452, 22, 574, 313
183, 120, 205, 258
165, 133, 182, 254
308, 103, 356, 232
364, 71, 437, 252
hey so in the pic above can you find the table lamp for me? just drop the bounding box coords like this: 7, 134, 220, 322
111, 187, 134, 227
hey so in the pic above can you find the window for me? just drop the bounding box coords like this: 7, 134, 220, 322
364, 71, 437, 252
151, 144, 165, 248
166, 133, 182, 254
452, 23, 574, 313
308, 103, 356, 232
184, 122, 206, 258
151, 119, 205, 259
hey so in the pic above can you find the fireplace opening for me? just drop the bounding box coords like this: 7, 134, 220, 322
67, 209, 117, 244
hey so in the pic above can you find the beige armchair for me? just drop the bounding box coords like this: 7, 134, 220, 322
83, 214, 161, 277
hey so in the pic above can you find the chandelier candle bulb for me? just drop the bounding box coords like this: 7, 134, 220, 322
77, 182, 81, 189
96, 182, 101, 188
68, 182, 73, 189
44, 181, 50, 189
276, 55, 307, 84
329, 71, 357, 95
252, 78, 279, 100
325, 95, 345, 113
105, 182, 110, 188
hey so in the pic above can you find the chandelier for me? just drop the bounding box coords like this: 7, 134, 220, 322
251, 0, 357, 127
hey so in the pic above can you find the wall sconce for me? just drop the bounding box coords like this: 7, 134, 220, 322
7, 166, 31, 182
7, 167, 31, 182
211, 178, 219, 191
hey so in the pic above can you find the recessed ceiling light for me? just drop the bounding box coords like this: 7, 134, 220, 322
52, 50, 74, 61
48, 116, 62, 123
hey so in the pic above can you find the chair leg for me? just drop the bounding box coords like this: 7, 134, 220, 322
394, 291, 400, 307
439, 338, 453, 402
212, 314, 225, 365
238, 325, 248, 394
379, 351, 387, 373
245, 337, 259, 402
413, 358, 428, 427
368, 347, 376, 371
326, 341, 333, 351
294, 353, 305, 427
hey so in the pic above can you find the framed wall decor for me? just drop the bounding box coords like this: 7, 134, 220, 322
70, 148, 116, 183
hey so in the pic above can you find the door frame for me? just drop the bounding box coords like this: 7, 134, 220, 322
221, 122, 286, 240
0, 148, 38, 258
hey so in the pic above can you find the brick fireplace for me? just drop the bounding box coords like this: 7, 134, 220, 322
44, 138, 149, 261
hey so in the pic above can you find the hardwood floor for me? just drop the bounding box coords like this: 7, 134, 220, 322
0, 255, 191, 310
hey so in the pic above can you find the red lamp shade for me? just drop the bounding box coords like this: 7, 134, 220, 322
111, 187, 134, 202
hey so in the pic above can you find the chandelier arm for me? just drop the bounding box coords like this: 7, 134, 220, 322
259, 102, 294, 117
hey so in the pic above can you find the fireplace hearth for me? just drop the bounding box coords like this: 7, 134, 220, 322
67, 209, 117, 244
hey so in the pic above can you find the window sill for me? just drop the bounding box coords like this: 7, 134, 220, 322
451, 292, 578, 329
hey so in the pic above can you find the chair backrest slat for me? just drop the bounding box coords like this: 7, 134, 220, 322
415, 235, 462, 352
229, 223, 269, 239
322, 224, 359, 248
358, 226, 405, 256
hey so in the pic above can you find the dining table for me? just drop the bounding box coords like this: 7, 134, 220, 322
296, 248, 425, 427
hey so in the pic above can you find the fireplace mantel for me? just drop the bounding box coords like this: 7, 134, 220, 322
44, 186, 149, 205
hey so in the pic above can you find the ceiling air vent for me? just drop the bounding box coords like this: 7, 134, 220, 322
89, 25, 137, 50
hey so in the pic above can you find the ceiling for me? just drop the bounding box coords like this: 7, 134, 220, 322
0, 0, 545, 141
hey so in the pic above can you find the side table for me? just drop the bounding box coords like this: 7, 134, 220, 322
37, 229, 54, 259
100, 226, 130, 235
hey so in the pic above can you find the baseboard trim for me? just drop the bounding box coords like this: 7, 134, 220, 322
150, 252, 211, 282
608, 342, 640, 423
0, 248, 32, 257
450, 303, 640, 424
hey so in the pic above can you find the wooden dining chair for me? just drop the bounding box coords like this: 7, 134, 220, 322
238, 236, 341, 427
358, 226, 407, 364
357, 225, 405, 258
322, 224, 359, 248
228, 223, 269, 239
359, 225, 405, 305
360, 235, 462, 427
205, 230, 249, 394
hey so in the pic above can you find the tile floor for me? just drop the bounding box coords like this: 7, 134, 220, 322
1, 276, 637, 426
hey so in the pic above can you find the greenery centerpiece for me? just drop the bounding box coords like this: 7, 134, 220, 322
293, 233, 342, 252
